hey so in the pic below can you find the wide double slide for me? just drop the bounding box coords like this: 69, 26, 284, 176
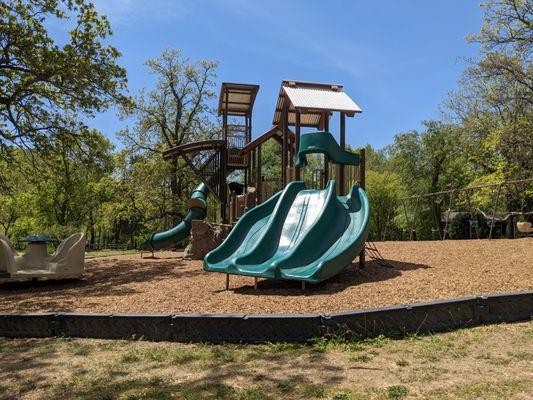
204, 180, 370, 283
140, 183, 209, 252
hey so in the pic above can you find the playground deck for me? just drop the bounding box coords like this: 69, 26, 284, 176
0, 239, 531, 315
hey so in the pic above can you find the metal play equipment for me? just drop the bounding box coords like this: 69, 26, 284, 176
0, 233, 86, 280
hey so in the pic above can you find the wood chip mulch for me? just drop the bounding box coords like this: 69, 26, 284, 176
0, 239, 531, 315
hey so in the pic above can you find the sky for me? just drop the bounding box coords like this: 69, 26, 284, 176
84, 0, 485, 150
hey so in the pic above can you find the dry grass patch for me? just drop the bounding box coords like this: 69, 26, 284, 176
0, 322, 532, 399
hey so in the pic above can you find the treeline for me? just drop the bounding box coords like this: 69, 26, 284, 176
0, 0, 531, 247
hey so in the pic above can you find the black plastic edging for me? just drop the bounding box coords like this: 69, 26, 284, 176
0, 291, 531, 343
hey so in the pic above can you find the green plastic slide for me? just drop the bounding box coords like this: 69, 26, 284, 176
296, 131, 360, 167
204, 180, 370, 283
140, 183, 209, 252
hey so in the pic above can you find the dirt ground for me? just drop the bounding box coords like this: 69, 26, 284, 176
0, 239, 531, 314
0, 322, 531, 399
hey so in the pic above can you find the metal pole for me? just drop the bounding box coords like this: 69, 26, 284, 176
442, 190, 455, 240
409, 196, 420, 241
489, 184, 502, 240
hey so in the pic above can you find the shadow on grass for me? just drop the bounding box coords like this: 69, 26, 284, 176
0, 338, 345, 400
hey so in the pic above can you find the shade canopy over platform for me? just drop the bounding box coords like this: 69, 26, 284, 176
273, 80, 362, 127
218, 82, 260, 117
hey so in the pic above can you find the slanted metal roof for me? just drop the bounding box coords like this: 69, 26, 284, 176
218, 82, 260, 117
273, 80, 362, 127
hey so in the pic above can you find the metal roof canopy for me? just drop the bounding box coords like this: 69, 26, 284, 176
218, 82, 260, 117
273, 80, 362, 127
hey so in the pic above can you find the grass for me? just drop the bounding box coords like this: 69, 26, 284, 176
388, 385, 408, 399
0, 322, 531, 399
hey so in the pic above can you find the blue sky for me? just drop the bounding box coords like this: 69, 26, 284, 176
87, 0, 484, 150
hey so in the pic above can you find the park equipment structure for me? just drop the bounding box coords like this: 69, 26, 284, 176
204, 130, 370, 286
383, 178, 533, 241
0, 233, 86, 280
142, 80, 372, 266
140, 83, 260, 251
139, 183, 209, 253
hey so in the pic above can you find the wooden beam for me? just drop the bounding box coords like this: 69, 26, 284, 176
359, 147, 366, 268
295, 110, 301, 180
282, 96, 289, 187
339, 112, 346, 193
180, 153, 222, 204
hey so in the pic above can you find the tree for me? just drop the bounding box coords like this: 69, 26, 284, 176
120, 49, 219, 223
366, 170, 401, 240
467, 0, 532, 102
0, 0, 129, 156
387, 121, 467, 239
446, 0, 532, 181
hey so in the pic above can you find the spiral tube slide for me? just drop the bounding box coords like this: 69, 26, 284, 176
139, 183, 209, 252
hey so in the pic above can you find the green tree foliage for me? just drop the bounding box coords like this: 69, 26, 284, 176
0, 0, 129, 155
119, 49, 219, 224
446, 0, 532, 182
1, 1, 530, 247
0, 129, 117, 245
365, 170, 401, 240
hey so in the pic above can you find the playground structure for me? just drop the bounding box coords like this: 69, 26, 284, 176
139, 183, 209, 253
382, 178, 533, 241
0, 233, 86, 280
140, 80, 371, 286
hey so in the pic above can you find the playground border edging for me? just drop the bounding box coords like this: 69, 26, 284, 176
0, 291, 531, 343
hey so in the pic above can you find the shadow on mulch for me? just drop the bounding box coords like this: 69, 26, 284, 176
0, 257, 197, 306
230, 259, 430, 296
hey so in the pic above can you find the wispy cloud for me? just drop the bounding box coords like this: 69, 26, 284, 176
92, 0, 189, 26
213, 0, 379, 79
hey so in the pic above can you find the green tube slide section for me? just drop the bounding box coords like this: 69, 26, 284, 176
140, 183, 209, 252
296, 131, 360, 167
204, 180, 370, 283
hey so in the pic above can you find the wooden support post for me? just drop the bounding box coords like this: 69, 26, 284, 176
247, 114, 252, 187
282, 98, 289, 188
323, 112, 330, 185
252, 148, 256, 186
254, 277, 258, 290
220, 143, 228, 223
359, 147, 366, 268
256, 145, 262, 203
339, 112, 346, 193
220, 89, 229, 224
295, 110, 301, 180
226, 273, 230, 290
301, 281, 305, 290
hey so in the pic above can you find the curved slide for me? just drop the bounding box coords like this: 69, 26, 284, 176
140, 183, 209, 252
204, 180, 370, 283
